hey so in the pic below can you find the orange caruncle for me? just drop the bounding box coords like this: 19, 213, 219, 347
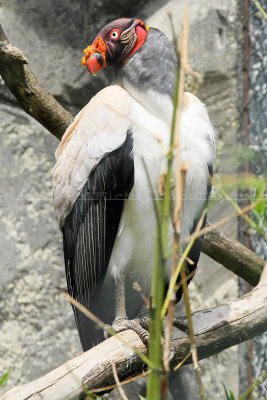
81, 37, 107, 67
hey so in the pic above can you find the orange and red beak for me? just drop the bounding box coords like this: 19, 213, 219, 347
81, 37, 107, 76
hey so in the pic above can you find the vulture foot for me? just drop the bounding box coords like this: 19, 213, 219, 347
139, 313, 176, 359
105, 317, 150, 345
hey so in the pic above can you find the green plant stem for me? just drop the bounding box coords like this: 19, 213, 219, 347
214, 183, 267, 240
161, 238, 194, 317
253, 0, 267, 19
147, 68, 180, 400
161, 69, 179, 254
147, 220, 165, 399
238, 370, 267, 400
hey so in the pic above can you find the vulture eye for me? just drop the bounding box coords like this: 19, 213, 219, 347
109, 29, 120, 40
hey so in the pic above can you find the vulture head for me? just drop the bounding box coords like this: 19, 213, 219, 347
82, 18, 149, 75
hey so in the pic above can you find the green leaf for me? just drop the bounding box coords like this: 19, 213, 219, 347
252, 184, 266, 218
223, 384, 236, 400
238, 370, 267, 400
228, 389, 235, 400
139, 396, 147, 400
0, 369, 11, 387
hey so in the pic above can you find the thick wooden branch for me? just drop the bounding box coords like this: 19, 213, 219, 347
0, 24, 74, 140
201, 229, 265, 286
3, 263, 267, 400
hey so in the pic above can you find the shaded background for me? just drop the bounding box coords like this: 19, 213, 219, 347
0, 0, 266, 399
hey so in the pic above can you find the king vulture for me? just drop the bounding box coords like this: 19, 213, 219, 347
53, 18, 215, 351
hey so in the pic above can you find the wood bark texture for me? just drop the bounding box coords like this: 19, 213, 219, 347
201, 229, 265, 286
0, 24, 74, 140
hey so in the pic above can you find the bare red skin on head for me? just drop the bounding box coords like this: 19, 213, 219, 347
128, 25, 148, 57
82, 20, 149, 75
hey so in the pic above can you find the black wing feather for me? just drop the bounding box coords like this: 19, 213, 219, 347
62, 131, 134, 350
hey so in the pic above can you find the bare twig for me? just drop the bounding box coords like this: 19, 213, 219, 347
162, 8, 190, 383
179, 211, 206, 399
166, 200, 262, 259
162, 238, 195, 318
133, 282, 150, 309
90, 369, 152, 395
173, 351, 192, 371
112, 363, 129, 400
161, 7, 204, 399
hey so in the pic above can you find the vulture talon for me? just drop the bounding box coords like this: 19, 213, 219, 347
109, 317, 149, 346
139, 314, 176, 359
139, 313, 150, 331
111, 317, 130, 333
130, 319, 149, 345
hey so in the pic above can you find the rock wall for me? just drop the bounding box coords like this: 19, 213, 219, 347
0, 0, 243, 398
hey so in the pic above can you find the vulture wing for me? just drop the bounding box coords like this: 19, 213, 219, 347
53, 86, 135, 350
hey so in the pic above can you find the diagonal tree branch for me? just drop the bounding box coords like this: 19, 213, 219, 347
0, 24, 73, 140
3, 263, 267, 400
201, 229, 265, 286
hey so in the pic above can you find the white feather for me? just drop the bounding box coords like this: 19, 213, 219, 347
108, 89, 215, 287
53, 84, 215, 288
